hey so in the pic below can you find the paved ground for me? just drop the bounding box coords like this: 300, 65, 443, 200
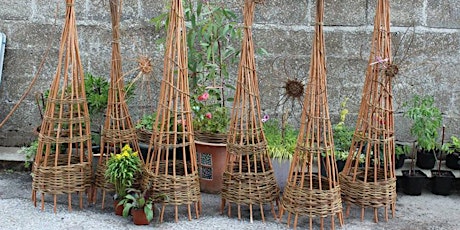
1, 147, 460, 229
1, 169, 460, 230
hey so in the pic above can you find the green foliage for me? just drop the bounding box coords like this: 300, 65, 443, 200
151, 1, 242, 134
191, 90, 229, 134
42, 73, 134, 116
19, 140, 39, 168
441, 136, 460, 154
264, 119, 298, 160
117, 188, 168, 222
135, 113, 157, 131
403, 95, 442, 151
105, 145, 142, 198
332, 98, 354, 159
395, 144, 411, 159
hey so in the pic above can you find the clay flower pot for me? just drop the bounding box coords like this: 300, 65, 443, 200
131, 209, 150, 225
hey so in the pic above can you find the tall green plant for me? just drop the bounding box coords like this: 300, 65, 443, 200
403, 95, 442, 151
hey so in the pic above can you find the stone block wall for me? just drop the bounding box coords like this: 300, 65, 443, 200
0, 0, 459, 146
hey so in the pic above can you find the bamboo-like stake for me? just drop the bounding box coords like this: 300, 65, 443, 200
279, 1, 343, 229
339, 0, 397, 223
220, 0, 280, 222
31, 0, 92, 213
93, 0, 141, 208
142, 0, 201, 223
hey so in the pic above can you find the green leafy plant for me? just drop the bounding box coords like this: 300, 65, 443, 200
395, 144, 411, 159
441, 136, 460, 154
332, 98, 355, 160
403, 95, 442, 151
19, 140, 39, 168
263, 117, 298, 161
118, 188, 168, 222
105, 144, 142, 199
151, 1, 242, 136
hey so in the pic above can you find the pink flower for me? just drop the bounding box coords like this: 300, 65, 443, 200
261, 114, 270, 123
205, 112, 212, 119
198, 92, 209, 101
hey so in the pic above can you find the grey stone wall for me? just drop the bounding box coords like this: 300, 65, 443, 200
0, 0, 459, 146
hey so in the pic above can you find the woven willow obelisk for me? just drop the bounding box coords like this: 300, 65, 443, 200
32, 0, 92, 213
339, 0, 397, 223
279, 0, 343, 229
220, 0, 280, 223
142, 0, 201, 223
94, 0, 141, 208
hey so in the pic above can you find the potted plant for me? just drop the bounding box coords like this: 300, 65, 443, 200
332, 98, 355, 171
431, 128, 455, 195
117, 188, 168, 225
403, 95, 442, 169
151, 1, 241, 193
401, 141, 428, 196
395, 144, 410, 169
263, 115, 298, 191
105, 144, 142, 215
441, 135, 460, 170
19, 140, 39, 169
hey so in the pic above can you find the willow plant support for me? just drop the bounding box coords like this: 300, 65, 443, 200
93, 0, 141, 208
142, 0, 201, 223
31, 0, 92, 213
279, 1, 343, 229
339, 0, 397, 223
220, 0, 280, 223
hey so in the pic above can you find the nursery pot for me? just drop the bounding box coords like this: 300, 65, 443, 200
430, 170, 455, 196
445, 153, 460, 170
395, 155, 406, 169
114, 200, 123, 216
401, 170, 427, 196
195, 141, 227, 194
131, 209, 150, 225
336, 160, 346, 172
416, 150, 436, 169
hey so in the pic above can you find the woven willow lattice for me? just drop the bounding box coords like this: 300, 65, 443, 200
93, 0, 142, 209
31, 0, 92, 213
279, 1, 343, 229
339, 0, 397, 223
142, 0, 201, 223
220, 0, 280, 223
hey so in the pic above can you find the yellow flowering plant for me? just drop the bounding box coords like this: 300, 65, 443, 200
105, 144, 142, 199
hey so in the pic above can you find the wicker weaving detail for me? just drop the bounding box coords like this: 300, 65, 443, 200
31, 0, 93, 213
32, 154, 92, 195
94, 163, 115, 192
142, 0, 201, 223
93, 0, 142, 209
143, 165, 200, 206
339, 0, 397, 223
221, 0, 279, 223
278, 1, 343, 229
194, 131, 227, 144
281, 176, 342, 217
339, 171, 397, 208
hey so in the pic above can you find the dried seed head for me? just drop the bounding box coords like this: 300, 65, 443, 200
284, 79, 304, 99
137, 56, 153, 74
385, 64, 399, 77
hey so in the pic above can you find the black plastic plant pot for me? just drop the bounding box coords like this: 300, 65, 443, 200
336, 160, 346, 172
445, 153, 460, 170
431, 170, 455, 196
395, 155, 406, 169
416, 150, 436, 169
401, 170, 427, 196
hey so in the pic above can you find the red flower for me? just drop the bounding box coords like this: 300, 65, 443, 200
205, 112, 212, 119
198, 92, 209, 101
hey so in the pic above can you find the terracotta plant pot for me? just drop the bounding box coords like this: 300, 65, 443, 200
114, 200, 124, 216
131, 209, 150, 225
195, 140, 227, 194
